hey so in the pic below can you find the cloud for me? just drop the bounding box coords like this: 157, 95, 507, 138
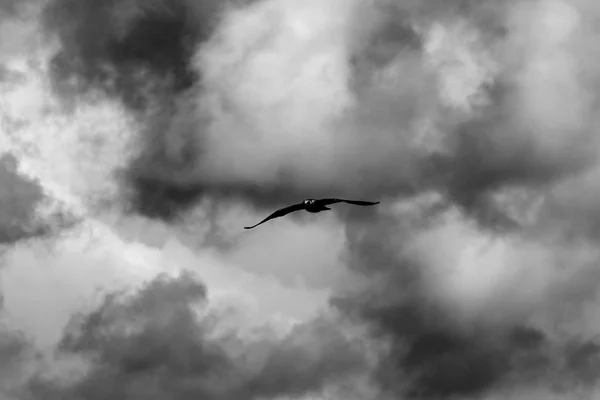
331, 205, 600, 399
124, 0, 434, 220
3, 0, 600, 399
21, 272, 365, 400
0, 152, 81, 253
41, 0, 238, 109
119, 0, 598, 230
67, 1, 600, 396
0, 153, 51, 246
0, 328, 34, 400
0, 288, 39, 400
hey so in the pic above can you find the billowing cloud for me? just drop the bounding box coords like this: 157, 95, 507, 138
3, 0, 600, 399
21, 273, 365, 400
333, 207, 600, 398
41, 0, 249, 110
0, 152, 80, 251
125, 0, 434, 219
119, 0, 599, 233
0, 153, 51, 246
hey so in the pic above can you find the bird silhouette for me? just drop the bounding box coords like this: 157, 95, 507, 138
244, 198, 380, 229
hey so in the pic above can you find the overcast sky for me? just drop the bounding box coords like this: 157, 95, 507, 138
1, 0, 600, 399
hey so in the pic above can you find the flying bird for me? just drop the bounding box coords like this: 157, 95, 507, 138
244, 198, 380, 229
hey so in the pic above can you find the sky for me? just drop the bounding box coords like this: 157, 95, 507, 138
1, 0, 600, 399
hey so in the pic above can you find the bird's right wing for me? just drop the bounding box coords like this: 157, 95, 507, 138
319, 198, 380, 206
244, 203, 306, 229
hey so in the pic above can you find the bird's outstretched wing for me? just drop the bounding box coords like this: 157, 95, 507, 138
317, 198, 380, 206
244, 203, 306, 229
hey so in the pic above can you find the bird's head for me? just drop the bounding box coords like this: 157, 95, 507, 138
303, 199, 316, 206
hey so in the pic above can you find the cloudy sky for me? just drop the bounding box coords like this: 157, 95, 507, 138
1, 0, 600, 399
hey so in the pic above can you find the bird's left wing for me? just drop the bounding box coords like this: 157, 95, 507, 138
318, 198, 380, 206
244, 203, 305, 229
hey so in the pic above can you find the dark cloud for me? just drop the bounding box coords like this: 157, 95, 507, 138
120, 1, 428, 222
331, 215, 600, 399
0, 329, 35, 390
15, 0, 600, 398
0, 153, 47, 245
117, 0, 597, 230
109, 4, 600, 396
0, 294, 38, 399
41, 0, 238, 110
119, 0, 431, 221
432, 79, 597, 231
36, 0, 598, 237
0, 153, 79, 247
21, 273, 365, 400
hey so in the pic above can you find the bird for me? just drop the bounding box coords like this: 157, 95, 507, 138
244, 198, 380, 229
